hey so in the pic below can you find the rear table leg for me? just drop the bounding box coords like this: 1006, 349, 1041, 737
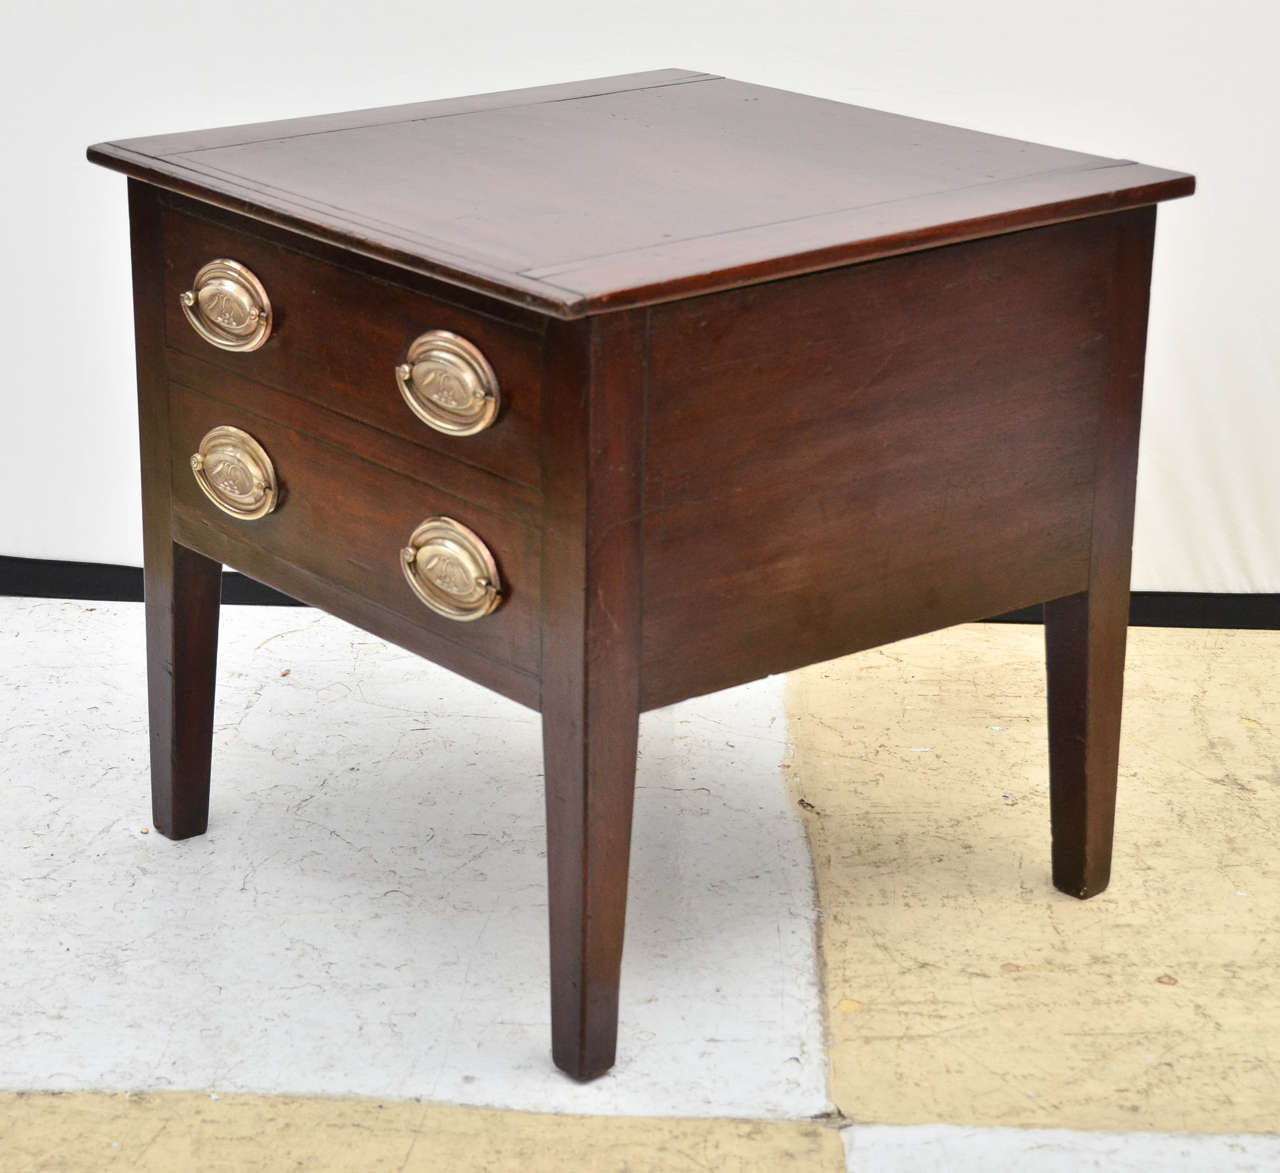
1044, 587, 1128, 898
1042, 204, 1155, 899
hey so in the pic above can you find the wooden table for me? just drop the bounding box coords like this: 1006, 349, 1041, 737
89, 69, 1193, 1080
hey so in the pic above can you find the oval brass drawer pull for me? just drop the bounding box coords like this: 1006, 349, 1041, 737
180, 259, 272, 352
190, 426, 278, 520
395, 330, 500, 436
401, 516, 503, 621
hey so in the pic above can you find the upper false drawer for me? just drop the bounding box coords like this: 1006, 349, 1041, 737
159, 197, 545, 490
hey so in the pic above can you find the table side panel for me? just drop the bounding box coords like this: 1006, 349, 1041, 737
639, 213, 1132, 709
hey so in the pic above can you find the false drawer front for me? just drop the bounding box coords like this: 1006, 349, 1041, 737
167, 379, 541, 678
159, 198, 545, 490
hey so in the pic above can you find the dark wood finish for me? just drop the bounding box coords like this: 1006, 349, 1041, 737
160, 196, 546, 490
166, 376, 542, 676
117, 70, 716, 156
1045, 206, 1157, 899
129, 180, 224, 840
90, 72, 1192, 317
94, 77, 1193, 1080
539, 314, 647, 1079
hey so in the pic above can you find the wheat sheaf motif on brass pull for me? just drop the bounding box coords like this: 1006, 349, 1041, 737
190, 426, 278, 520
400, 516, 503, 622
395, 330, 500, 437
416, 366, 470, 410
422, 550, 472, 594
180, 259, 272, 352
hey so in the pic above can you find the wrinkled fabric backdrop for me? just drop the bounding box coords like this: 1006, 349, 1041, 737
3, 0, 1271, 591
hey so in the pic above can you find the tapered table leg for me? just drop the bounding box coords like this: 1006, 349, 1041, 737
128, 180, 224, 841
1044, 588, 1128, 897
539, 313, 646, 1079
1042, 204, 1156, 900
541, 684, 640, 1079
144, 540, 222, 840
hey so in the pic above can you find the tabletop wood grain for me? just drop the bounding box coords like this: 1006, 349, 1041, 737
89, 70, 1193, 316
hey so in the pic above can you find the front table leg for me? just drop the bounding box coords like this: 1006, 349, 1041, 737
539, 313, 646, 1079
541, 680, 640, 1080
144, 539, 222, 840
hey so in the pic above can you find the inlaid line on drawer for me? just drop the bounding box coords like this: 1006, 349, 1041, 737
165, 348, 541, 528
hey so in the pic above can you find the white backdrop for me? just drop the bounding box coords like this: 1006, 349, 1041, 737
3, 1, 1274, 591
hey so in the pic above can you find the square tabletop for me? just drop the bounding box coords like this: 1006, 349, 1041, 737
89, 69, 1193, 317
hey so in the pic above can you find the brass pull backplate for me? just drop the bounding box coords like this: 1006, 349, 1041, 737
395, 330, 499, 436
190, 426, 278, 520
180, 259, 272, 352
400, 516, 503, 621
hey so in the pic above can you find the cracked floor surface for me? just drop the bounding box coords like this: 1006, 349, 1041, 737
3, 599, 1278, 1169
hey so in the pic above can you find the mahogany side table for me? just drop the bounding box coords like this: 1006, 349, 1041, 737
89, 70, 1193, 1080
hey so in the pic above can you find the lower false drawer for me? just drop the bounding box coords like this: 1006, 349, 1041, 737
166, 379, 542, 679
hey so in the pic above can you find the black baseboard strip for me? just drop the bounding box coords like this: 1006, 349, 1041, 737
984, 593, 1280, 629
2, 555, 1277, 629
0, 555, 302, 607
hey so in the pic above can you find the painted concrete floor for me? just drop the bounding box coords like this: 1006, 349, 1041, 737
3, 597, 1278, 1170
